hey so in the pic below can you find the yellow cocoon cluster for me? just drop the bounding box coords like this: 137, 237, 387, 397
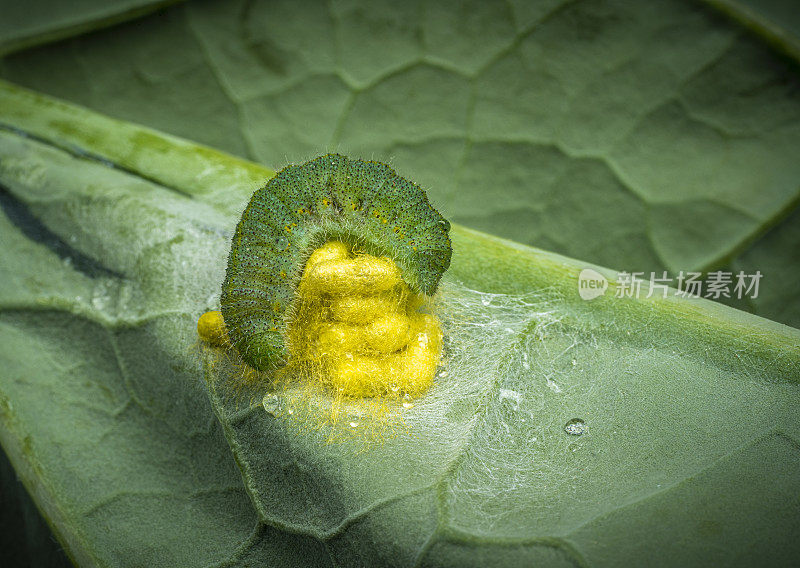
197, 241, 443, 400
197, 310, 229, 347
290, 241, 442, 398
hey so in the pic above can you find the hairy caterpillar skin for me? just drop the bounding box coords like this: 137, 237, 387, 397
221, 154, 452, 373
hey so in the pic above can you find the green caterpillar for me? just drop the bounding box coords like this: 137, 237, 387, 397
220, 154, 452, 372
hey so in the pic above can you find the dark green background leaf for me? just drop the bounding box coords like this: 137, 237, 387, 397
0, 0, 182, 56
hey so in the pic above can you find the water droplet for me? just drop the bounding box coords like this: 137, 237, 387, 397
481, 296, 491, 306
262, 394, 282, 416
564, 418, 587, 436
438, 370, 448, 378
571, 359, 577, 366
287, 407, 294, 415
349, 421, 359, 428
276, 236, 289, 249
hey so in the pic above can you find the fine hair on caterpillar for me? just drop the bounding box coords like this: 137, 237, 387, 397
201, 154, 453, 421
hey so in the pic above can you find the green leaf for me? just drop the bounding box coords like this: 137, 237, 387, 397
0, 0, 183, 57
2, 80, 800, 567
2, 0, 800, 327
725, 205, 800, 326
0, 449, 72, 567
701, 0, 800, 60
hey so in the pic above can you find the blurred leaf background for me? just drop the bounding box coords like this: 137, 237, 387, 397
1, 0, 799, 565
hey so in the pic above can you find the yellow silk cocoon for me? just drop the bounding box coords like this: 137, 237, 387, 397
197, 241, 442, 400
289, 241, 441, 398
